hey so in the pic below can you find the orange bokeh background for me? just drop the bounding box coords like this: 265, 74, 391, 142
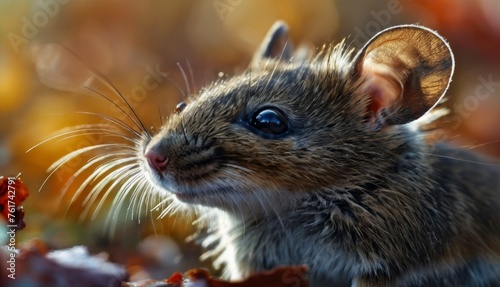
1, 0, 499, 280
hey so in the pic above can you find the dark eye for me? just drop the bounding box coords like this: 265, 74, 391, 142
249, 107, 289, 137
175, 102, 187, 114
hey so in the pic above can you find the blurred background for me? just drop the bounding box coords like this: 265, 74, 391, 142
0, 0, 499, 281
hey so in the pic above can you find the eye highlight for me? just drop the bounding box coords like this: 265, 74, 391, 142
175, 102, 187, 114
248, 107, 289, 137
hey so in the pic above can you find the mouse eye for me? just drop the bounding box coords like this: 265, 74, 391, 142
175, 102, 187, 114
249, 107, 289, 137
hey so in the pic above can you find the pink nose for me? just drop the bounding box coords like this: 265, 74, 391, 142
145, 149, 169, 173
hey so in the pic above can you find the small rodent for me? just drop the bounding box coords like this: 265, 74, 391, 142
141, 22, 500, 286
38, 21, 500, 286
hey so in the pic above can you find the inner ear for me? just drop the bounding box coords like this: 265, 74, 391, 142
352, 25, 455, 126
250, 21, 293, 68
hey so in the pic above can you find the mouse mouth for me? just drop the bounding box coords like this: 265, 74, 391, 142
141, 153, 303, 214
141, 156, 236, 204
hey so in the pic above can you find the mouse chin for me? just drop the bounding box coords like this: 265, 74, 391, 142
149, 177, 274, 213
144, 171, 237, 207
142, 164, 297, 213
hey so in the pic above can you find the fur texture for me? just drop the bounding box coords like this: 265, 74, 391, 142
138, 25, 500, 286
37, 22, 500, 286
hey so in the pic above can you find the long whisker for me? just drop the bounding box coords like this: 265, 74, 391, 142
60, 46, 150, 136
37, 143, 128, 194
26, 124, 140, 156
263, 40, 291, 91
125, 172, 149, 221
77, 83, 146, 134
75, 111, 144, 138
85, 164, 141, 221
137, 177, 154, 221
38, 71, 146, 134
27, 124, 133, 153
82, 160, 139, 208
58, 151, 135, 211
106, 170, 147, 234
51, 145, 143, 217
71, 157, 138, 213
464, 139, 500, 150
48, 143, 132, 173
163, 74, 186, 99
52, 128, 139, 147
177, 62, 191, 97
185, 59, 196, 95
425, 153, 500, 166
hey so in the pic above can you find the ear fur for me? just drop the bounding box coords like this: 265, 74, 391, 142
352, 25, 455, 126
250, 21, 293, 68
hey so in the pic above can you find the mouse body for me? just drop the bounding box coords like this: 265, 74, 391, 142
121, 22, 500, 286
141, 22, 500, 286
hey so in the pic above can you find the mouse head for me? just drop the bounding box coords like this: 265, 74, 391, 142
142, 22, 454, 214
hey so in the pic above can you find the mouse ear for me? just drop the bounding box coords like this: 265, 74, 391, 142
250, 21, 293, 68
352, 25, 454, 126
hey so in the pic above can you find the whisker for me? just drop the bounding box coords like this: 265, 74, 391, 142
82, 161, 139, 208
109, 176, 142, 222
52, 130, 140, 148
126, 172, 150, 221
464, 139, 500, 150
48, 143, 133, 173
38, 71, 146, 134
87, 165, 141, 221
59, 46, 150, 135
112, 177, 151, 219
263, 40, 291, 91
115, 170, 145, 219
75, 111, 144, 138
70, 157, 137, 212
37, 143, 130, 195
57, 151, 135, 211
185, 59, 196, 95
425, 153, 500, 166
163, 74, 186, 99
177, 62, 191, 97
106, 170, 146, 234
77, 83, 147, 135
157, 106, 164, 126
152, 196, 171, 213
27, 124, 138, 153
158, 195, 180, 219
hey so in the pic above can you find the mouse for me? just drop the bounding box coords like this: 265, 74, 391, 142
38, 21, 500, 286
140, 21, 500, 286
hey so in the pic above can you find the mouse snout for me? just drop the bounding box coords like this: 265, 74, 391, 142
145, 148, 170, 173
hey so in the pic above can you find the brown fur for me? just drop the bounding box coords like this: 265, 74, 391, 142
140, 23, 500, 286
